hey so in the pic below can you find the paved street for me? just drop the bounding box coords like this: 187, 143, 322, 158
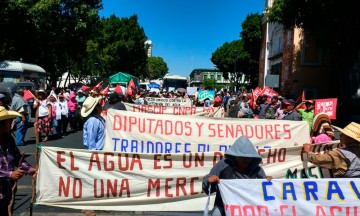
13, 121, 203, 216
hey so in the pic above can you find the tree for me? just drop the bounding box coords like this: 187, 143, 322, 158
211, 40, 249, 86
267, 0, 360, 119
0, 0, 103, 87
97, 14, 148, 78
146, 56, 169, 80
211, 13, 262, 89
240, 13, 262, 87
202, 78, 217, 90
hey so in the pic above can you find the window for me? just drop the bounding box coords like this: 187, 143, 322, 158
217, 75, 222, 81
270, 62, 282, 75
211, 75, 215, 80
203, 74, 207, 79
271, 28, 283, 56
301, 33, 322, 66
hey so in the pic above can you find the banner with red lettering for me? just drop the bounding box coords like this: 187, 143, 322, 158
252, 87, 262, 99
36, 142, 341, 210
104, 109, 310, 153
218, 178, 360, 216
36, 147, 217, 211
123, 102, 223, 117
314, 98, 337, 119
145, 97, 192, 107
260, 86, 279, 97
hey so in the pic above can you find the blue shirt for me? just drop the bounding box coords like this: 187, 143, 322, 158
83, 115, 105, 150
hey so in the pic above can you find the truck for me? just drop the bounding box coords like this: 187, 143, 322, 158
162, 75, 188, 92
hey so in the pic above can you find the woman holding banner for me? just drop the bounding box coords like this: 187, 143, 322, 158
203, 136, 268, 216
304, 122, 360, 177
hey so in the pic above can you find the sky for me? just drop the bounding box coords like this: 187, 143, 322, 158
99, 0, 265, 77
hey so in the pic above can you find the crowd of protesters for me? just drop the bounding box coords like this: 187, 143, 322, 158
2, 82, 360, 216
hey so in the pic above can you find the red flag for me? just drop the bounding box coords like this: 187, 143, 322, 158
129, 79, 136, 88
100, 98, 106, 106
249, 92, 256, 110
127, 85, 133, 96
23, 90, 35, 101
81, 85, 91, 91
296, 91, 306, 109
114, 85, 123, 94
100, 85, 109, 95
93, 81, 103, 90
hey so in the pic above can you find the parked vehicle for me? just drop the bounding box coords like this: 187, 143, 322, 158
0, 82, 18, 109
0, 82, 36, 117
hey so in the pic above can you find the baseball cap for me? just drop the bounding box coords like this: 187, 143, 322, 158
0, 94, 5, 99
284, 99, 296, 106
271, 95, 278, 100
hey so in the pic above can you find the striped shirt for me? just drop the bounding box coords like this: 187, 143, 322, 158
0, 133, 32, 199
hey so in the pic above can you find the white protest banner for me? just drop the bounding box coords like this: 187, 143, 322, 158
105, 109, 310, 153
187, 87, 197, 96
36, 143, 342, 211
123, 102, 222, 116
36, 147, 217, 211
145, 97, 192, 107
259, 141, 340, 179
218, 178, 360, 216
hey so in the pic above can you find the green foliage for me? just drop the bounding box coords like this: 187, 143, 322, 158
0, 0, 102, 86
146, 57, 169, 80
240, 13, 262, 87
211, 13, 261, 88
211, 40, 248, 80
202, 78, 217, 90
267, 0, 360, 55
0, 1, 152, 86
98, 15, 148, 78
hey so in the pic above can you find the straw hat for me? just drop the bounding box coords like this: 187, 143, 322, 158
37, 89, 45, 94
81, 97, 100, 118
333, 122, 360, 143
0, 106, 21, 121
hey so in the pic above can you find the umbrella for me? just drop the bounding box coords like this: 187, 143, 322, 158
148, 83, 160, 89
176, 88, 186, 93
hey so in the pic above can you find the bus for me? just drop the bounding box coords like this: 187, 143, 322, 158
162, 75, 188, 92
0, 61, 46, 89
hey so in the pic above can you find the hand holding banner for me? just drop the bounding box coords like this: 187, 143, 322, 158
219, 179, 360, 216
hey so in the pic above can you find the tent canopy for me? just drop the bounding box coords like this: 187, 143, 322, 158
109, 72, 139, 85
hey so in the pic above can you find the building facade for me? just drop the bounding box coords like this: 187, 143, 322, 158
145, 40, 153, 57
259, 0, 331, 99
189, 68, 231, 88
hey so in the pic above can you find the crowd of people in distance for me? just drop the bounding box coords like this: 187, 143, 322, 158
2, 83, 360, 216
